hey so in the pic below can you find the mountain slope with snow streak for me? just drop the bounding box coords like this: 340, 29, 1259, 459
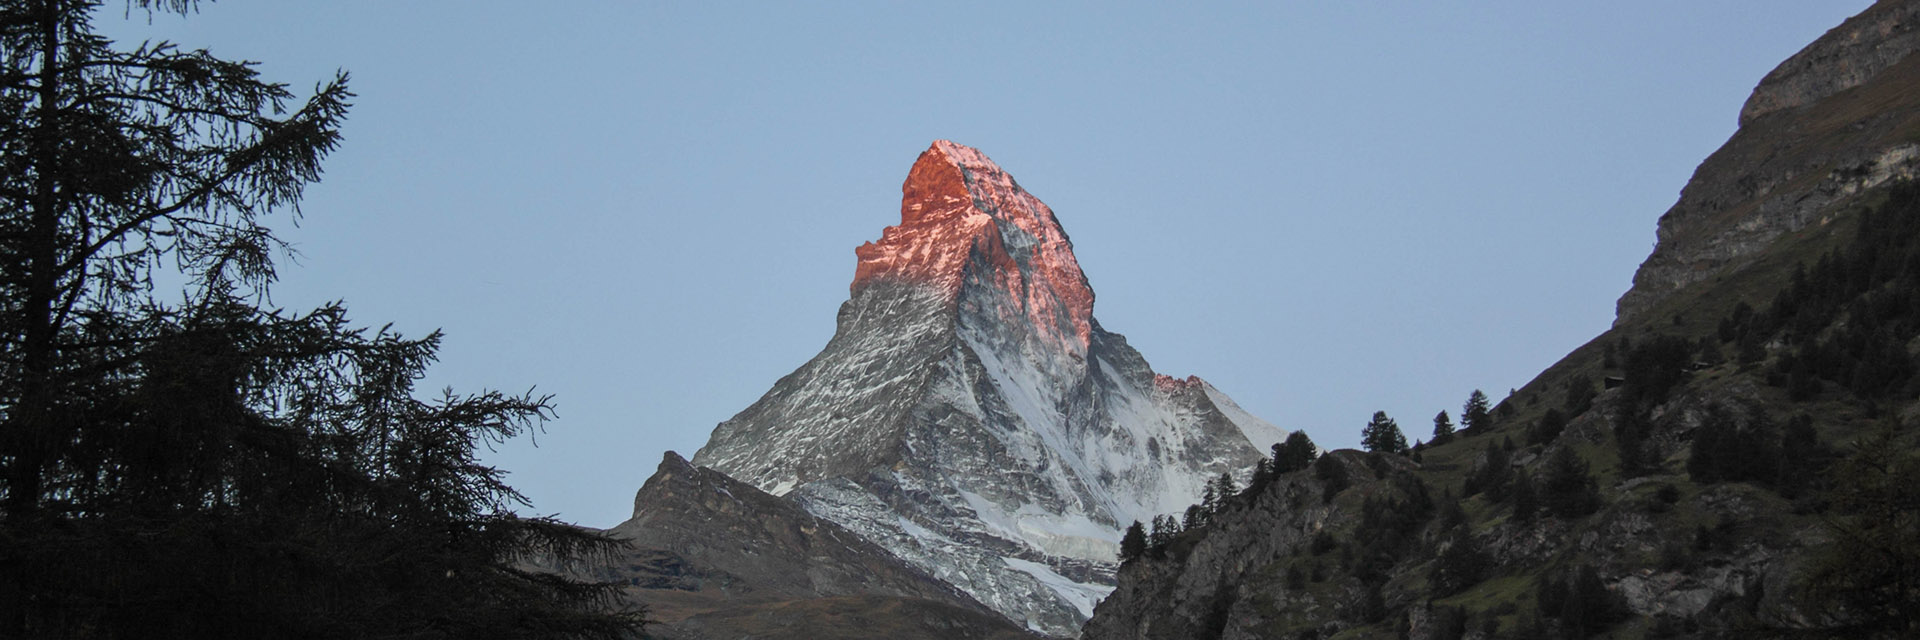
693, 141, 1284, 635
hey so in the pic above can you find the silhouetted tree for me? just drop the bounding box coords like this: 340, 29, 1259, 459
1212, 472, 1238, 510
1272, 431, 1318, 474
1120, 521, 1148, 561
1431, 410, 1456, 445
1361, 411, 1409, 455
1149, 514, 1179, 546
1247, 456, 1274, 492
1183, 504, 1206, 530
1462, 390, 1492, 435
0, 3, 640, 637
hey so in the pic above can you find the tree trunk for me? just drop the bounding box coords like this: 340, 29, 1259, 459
9, 0, 64, 519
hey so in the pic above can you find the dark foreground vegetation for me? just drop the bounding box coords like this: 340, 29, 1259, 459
0, 2, 643, 637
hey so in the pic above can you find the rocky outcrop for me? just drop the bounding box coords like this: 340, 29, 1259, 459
693, 141, 1284, 635
590, 452, 1035, 640
1615, 0, 1920, 325
1739, 0, 1920, 126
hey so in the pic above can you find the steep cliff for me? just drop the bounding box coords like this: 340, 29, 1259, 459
1615, 0, 1920, 324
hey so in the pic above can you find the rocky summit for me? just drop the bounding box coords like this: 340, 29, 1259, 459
691, 141, 1285, 635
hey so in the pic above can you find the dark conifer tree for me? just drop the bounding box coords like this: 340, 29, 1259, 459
1216, 472, 1238, 502
1623, 334, 1694, 404
1462, 390, 1492, 435
1199, 481, 1218, 520
1430, 533, 1488, 597
1432, 410, 1456, 445
1149, 514, 1179, 546
0, 3, 641, 637
1361, 411, 1409, 455
1272, 431, 1318, 474
1528, 408, 1568, 446
1119, 520, 1148, 561
1247, 456, 1274, 492
1542, 446, 1601, 518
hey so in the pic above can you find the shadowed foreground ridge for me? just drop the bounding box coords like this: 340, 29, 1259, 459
576, 452, 1033, 640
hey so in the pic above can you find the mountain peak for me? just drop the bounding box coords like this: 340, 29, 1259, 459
696, 141, 1283, 634
852, 140, 1094, 344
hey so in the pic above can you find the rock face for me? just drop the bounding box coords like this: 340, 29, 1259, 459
588, 452, 1035, 640
1738, 0, 1920, 127
693, 140, 1284, 635
1615, 0, 1920, 324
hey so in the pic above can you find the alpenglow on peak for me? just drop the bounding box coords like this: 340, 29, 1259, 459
690, 140, 1285, 636
853, 139, 1095, 345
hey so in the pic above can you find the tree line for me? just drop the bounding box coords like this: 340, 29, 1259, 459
1119, 430, 1318, 561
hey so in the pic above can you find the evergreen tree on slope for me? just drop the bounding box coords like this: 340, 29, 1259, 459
1361, 411, 1408, 455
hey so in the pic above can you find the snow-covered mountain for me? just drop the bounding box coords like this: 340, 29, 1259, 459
693, 140, 1284, 635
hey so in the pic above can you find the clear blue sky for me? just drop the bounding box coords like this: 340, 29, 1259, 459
100, 2, 1871, 527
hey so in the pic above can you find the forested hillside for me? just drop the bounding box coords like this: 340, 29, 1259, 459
1085, 1, 1920, 637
